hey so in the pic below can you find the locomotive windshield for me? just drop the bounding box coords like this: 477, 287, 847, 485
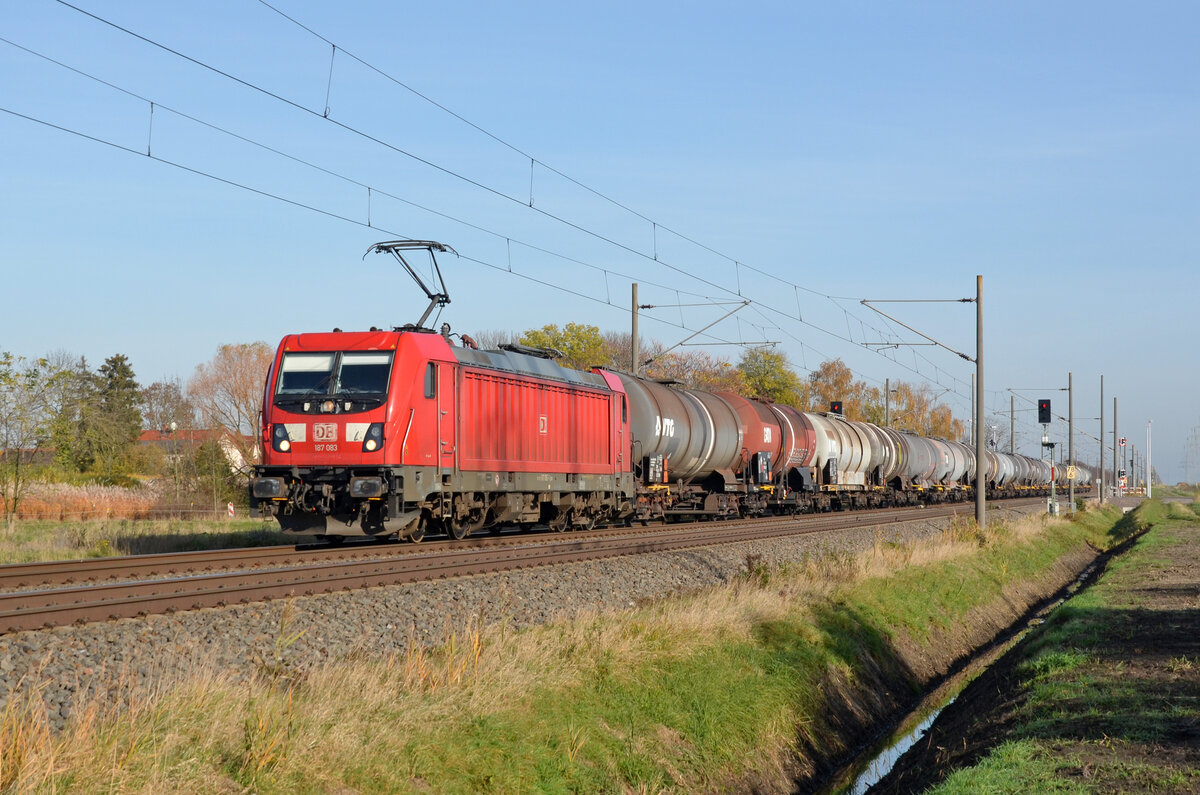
274, 351, 393, 412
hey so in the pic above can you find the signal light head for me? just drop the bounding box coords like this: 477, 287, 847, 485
1038, 399, 1051, 425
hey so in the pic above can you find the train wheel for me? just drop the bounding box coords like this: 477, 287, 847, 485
548, 508, 571, 532
407, 523, 426, 543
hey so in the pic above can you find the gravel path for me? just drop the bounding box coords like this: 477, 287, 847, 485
0, 505, 1037, 731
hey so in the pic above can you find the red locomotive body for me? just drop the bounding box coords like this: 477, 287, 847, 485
251, 327, 634, 541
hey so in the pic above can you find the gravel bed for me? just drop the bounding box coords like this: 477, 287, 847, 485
0, 505, 1039, 731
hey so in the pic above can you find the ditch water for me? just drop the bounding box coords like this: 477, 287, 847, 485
814, 553, 1107, 794
840, 698, 953, 794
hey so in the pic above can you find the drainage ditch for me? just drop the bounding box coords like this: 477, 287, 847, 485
812, 536, 1128, 795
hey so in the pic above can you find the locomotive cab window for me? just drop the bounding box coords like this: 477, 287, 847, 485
276, 353, 335, 395
424, 362, 436, 398
337, 352, 391, 395
273, 351, 394, 413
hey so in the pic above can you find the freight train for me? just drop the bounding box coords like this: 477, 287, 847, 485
250, 241, 1091, 542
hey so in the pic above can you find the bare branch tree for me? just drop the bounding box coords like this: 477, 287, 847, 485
187, 343, 273, 472
141, 377, 196, 431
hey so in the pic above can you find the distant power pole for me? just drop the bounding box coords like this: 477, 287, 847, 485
1113, 398, 1119, 496
1010, 394, 1015, 455
1068, 371, 1074, 512
1099, 375, 1105, 504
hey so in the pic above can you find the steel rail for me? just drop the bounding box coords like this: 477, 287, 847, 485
0, 501, 1026, 635
0, 501, 965, 590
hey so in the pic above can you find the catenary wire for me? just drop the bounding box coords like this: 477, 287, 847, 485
34, 3, 977, 409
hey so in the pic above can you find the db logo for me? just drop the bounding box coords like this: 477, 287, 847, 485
313, 423, 338, 442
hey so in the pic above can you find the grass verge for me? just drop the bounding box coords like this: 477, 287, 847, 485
0, 518, 296, 563
922, 499, 1200, 794
2, 506, 1136, 793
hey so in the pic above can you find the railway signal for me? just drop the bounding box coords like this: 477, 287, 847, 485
1038, 398, 1051, 424
829, 401, 843, 415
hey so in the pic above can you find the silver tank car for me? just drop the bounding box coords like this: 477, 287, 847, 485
612, 373, 743, 482
805, 412, 875, 488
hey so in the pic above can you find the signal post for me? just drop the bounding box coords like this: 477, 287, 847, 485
1039, 398, 1058, 515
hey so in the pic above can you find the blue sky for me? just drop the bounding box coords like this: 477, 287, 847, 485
2, 1, 1196, 480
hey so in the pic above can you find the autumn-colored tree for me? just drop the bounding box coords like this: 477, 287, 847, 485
927, 402, 964, 441
518, 323, 615, 371
804, 358, 875, 417
646, 349, 748, 393
188, 342, 274, 472
737, 348, 803, 405
879, 380, 964, 439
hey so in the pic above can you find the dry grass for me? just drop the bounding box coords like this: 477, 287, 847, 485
790, 510, 1064, 587
0, 582, 818, 791
14, 483, 159, 521
0, 517, 287, 564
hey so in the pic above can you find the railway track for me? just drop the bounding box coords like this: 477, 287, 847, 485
0, 500, 1041, 635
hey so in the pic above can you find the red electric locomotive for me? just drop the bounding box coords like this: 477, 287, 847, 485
252, 240, 1086, 541
250, 242, 635, 541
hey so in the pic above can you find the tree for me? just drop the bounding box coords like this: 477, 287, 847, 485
0, 353, 61, 533
737, 348, 803, 405
804, 358, 876, 419
646, 349, 748, 394
878, 380, 964, 440
188, 342, 274, 471
467, 329, 517, 351
45, 354, 95, 472
518, 323, 613, 371
86, 354, 142, 477
194, 438, 241, 509
141, 378, 196, 431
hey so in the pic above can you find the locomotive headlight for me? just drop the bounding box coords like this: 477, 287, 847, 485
252, 477, 287, 499
362, 422, 384, 453
350, 476, 385, 498
271, 424, 292, 453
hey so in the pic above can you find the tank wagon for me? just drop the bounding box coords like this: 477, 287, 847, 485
250, 241, 1089, 542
